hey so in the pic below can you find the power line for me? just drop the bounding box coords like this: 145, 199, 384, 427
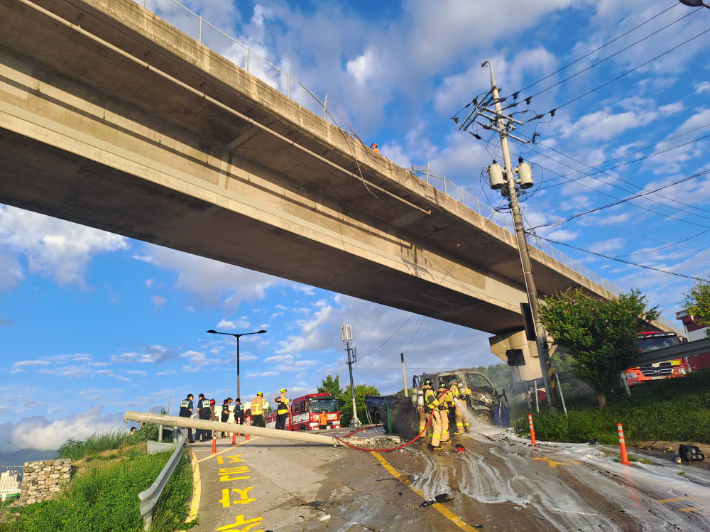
539, 133, 710, 194
532, 26, 710, 116
542, 121, 710, 187
531, 169, 710, 230
615, 228, 710, 258
511, 2, 678, 97
522, 133, 710, 218
517, 6, 696, 102
528, 194, 710, 257
530, 234, 705, 282
503, 144, 710, 230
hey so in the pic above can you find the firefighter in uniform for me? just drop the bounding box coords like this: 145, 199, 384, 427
450, 381, 466, 435
251, 392, 266, 427
439, 382, 453, 444
274, 389, 290, 430
179, 394, 194, 443
198, 394, 212, 441
458, 381, 472, 433
425, 379, 443, 450
419, 379, 433, 437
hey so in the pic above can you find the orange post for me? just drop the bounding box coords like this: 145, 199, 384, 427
211, 431, 217, 454
617, 423, 631, 465
528, 414, 537, 445
231, 431, 237, 446
245, 417, 250, 442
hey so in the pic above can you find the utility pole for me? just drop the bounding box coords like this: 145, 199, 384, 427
400, 353, 408, 397
341, 324, 361, 427
458, 60, 555, 405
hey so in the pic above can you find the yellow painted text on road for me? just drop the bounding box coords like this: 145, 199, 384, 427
220, 487, 256, 507
216, 514, 263, 531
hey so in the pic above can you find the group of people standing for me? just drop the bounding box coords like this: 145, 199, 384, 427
419, 379, 471, 451
178, 393, 246, 443
177, 388, 291, 443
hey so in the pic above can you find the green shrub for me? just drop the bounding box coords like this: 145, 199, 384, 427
2, 446, 192, 532
515, 371, 710, 444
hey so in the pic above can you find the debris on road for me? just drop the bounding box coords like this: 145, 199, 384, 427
420, 492, 455, 506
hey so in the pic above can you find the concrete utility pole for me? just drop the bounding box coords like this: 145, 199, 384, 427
400, 353, 408, 397
341, 325, 361, 427
480, 60, 555, 405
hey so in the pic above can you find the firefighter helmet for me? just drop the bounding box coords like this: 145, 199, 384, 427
280, 388, 287, 393
257, 392, 263, 396
423, 378, 433, 387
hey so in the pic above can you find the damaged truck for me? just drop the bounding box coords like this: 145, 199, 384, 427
365, 369, 508, 438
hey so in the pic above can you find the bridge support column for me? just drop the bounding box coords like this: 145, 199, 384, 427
489, 330, 543, 384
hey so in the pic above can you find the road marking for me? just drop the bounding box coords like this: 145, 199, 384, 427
371, 452, 479, 532
680, 507, 701, 512
179, 449, 200, 532
532, 457, 580, 468
196, 437, 258, 463
657, 497, 690, 503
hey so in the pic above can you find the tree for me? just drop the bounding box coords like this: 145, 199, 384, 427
338, 384, 380, 427
540, 288, 659, 409
683, 276, 710, 337
317, 375, 343, 397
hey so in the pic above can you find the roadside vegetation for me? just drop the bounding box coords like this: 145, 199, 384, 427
57, 425, 164, 460
1, 429, 193, 532
684, 276, 710, 337
515, 370, 710, 445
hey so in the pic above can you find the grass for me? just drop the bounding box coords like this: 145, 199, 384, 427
2, 436, 193, 532
514, 370, 710, 445
57, 425, 165, 461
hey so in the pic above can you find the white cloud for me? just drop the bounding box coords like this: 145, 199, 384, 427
695, 81, 710, 95
135, 244, 286, 310
96, 369, 130, 382
110, 345, 178, 364
145, 279, 154, 287
263, 354, 295, 363
1, 406, 125, 452
0, 253, 23, 291
217, 318, 250, 330
659, 101, 685, 116
561, 109, 657, 143
589, 237, 625, 254
13, 360, 52, 368
245, 371, 279, 377
151, 296, 167, 309
0, 206, 128, 287
547, 229, 578, 242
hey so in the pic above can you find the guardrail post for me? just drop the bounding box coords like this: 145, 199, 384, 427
443, 176, 448, 194
556, 373, 567, 417
199, 16, 202, 43
247, 47, 251, 71
323, 94, 327, 119
287, 72, 290, 97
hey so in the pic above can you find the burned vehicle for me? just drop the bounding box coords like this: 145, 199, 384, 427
365, 369, 504, 438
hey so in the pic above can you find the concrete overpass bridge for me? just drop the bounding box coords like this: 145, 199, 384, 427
0, 0, 681, 380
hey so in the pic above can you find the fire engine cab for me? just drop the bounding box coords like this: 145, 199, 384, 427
265, 393, 341, 431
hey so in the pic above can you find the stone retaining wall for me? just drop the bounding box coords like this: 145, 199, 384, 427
19, 459, 73, 505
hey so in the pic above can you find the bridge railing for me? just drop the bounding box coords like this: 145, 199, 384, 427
136, 0, 347, 130
133, 0, 681, 336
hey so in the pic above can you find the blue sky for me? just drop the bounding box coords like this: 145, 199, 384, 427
1, 0, 709, 454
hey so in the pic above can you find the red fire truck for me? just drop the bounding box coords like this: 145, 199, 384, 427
265, 393, 341, 431
625, 331, 690, 386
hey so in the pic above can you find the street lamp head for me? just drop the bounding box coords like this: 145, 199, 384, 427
206, 330, 217, 334
679, 0, 708, 7
257, 329, 267, 334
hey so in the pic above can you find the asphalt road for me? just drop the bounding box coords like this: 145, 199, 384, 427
187, 427, 710, 531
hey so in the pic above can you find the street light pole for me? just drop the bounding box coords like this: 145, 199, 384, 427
207, 329, 267, 400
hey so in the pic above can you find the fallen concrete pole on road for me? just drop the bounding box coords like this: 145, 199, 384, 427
124, 411, 343, 446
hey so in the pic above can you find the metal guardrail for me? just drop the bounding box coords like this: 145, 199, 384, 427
132, 0, 682, 337
138, 428, 186, 531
